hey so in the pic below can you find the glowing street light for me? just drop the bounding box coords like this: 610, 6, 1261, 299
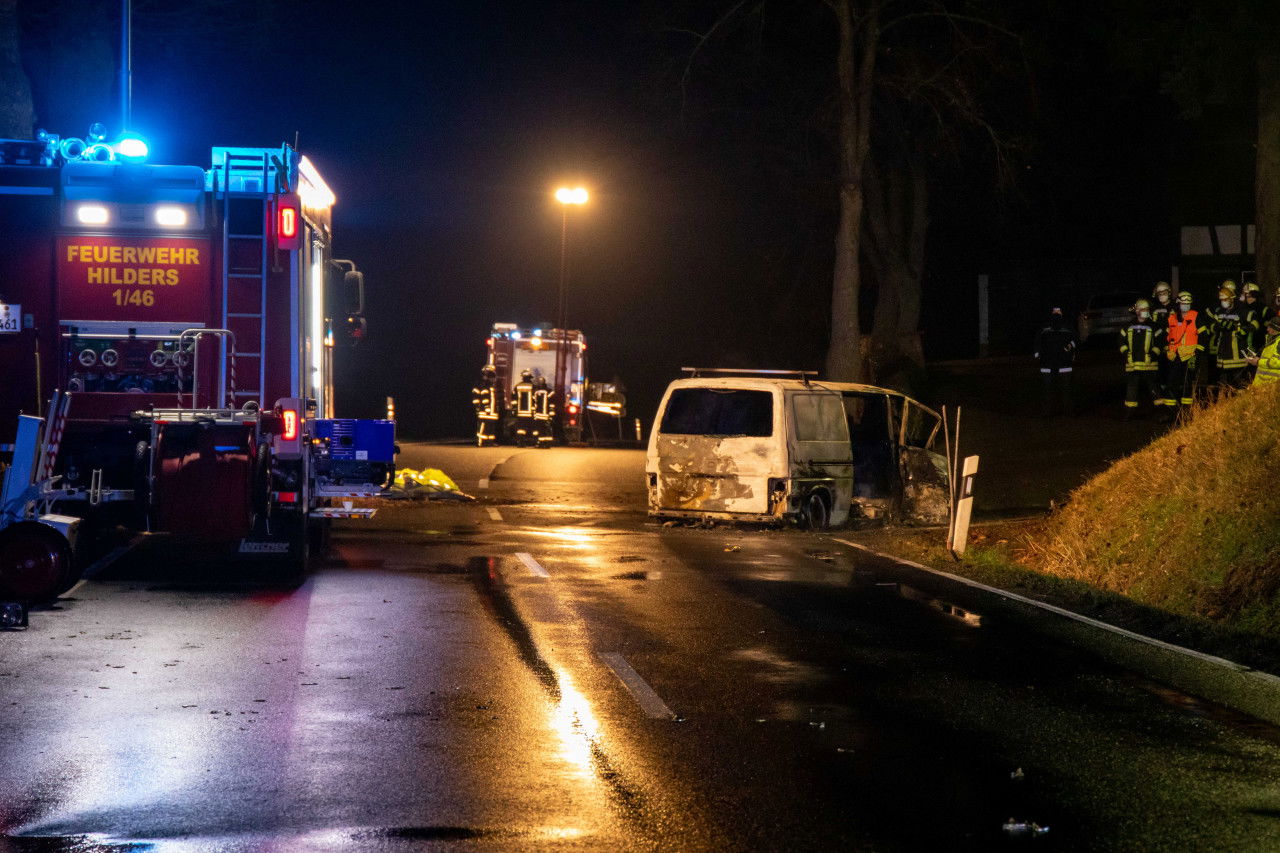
555, 187, 589, 205
554, 187, 589, 433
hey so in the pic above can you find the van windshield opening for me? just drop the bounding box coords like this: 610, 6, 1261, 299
661, 388, 773, 437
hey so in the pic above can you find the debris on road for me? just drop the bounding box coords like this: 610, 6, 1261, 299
386, 468, 475, 502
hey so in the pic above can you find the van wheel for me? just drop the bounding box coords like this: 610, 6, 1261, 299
800, 492, 830, 531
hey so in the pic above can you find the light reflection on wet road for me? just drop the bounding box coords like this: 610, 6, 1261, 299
1, 444, 1280, 850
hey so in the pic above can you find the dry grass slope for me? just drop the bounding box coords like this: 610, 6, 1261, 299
1028, 380, 1280, 635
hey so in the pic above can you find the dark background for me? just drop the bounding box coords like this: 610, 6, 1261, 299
11, 0, 1258, 438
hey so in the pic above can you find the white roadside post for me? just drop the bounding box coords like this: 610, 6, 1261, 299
949, 455, 980, 556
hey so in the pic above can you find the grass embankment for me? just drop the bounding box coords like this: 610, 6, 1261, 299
1024, 380, 1280, 635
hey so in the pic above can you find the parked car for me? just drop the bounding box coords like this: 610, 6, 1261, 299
645, 370, 950, 528
1077, 291, 1142, 341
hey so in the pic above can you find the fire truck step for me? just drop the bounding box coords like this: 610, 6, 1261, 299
232, 390, 261, 396
227, 312, 263, 318
228, 272, 265, 279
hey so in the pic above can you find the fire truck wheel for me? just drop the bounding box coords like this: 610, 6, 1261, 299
0, 522, 75, 602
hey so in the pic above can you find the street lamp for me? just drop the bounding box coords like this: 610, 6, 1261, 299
554, 187, 588, 439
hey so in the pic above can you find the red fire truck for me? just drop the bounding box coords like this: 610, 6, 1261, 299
485, 323, 586, 444
0, 134, 392, 603
482, 322, 628, 445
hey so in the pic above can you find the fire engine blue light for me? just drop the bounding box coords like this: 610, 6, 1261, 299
512, 331, 522, 340
114, 134, 149, 162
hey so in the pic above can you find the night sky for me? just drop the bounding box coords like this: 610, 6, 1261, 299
13, 0, 1258, 438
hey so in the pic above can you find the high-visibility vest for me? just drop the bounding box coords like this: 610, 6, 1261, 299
1254, 338, 1280, 385
1167, 309, 1199, 357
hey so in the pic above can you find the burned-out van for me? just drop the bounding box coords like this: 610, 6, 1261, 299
646, 370, 950, 527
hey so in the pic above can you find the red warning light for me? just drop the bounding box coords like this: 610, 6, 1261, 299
281, 408, 299, 441
276, 195, 301, 250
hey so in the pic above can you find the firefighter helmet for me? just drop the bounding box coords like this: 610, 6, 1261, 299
1133, 298, 1151, 312
1177, 291, 1193, 305
482, 363, 496, 376
520, 369, 533, 381
1222, 279, 1238, 295
1243, 282, 1261, 296
1152, 281, 1171, 297
1218, 286, 1234, 301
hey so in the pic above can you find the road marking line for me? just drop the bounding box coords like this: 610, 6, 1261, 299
515, 552, 549, 577
829, 537, 1280, 681
600, 653, 677, 720
487, 507, 503, 522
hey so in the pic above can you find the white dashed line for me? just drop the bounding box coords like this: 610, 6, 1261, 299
487, 507, 503, 522
515, 552, 549, 578
600, 653, 677, 720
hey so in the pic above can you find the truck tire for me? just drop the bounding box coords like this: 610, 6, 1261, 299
0, 522, 75, 602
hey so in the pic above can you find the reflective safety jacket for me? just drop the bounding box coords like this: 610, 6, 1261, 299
1151, 302, 1172, 345
471, 384, 499, 419
1034, 325, 1077, 372
1254, 337, 1280, 385
533, 385, 553, 421
1120, 323, 1160, 371
1204, 304, 1256, 369
1166, 308, 1203, 361
513, 380, 535, 417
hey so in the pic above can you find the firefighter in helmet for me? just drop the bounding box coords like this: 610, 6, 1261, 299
1248, 315, 1280, 385
471, 364, 501, 447
512, 369, 536, 447
1241, 282, 1265, 370
1151, 281, 1175, 407
532, 373, 555, 447
1165, 290, 1202, 413
1120, 298, 1161, 415
1205, 283, 1253, 391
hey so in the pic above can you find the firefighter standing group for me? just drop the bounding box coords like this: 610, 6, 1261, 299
472, 366, 555, 447
1119, 279, 1280, 417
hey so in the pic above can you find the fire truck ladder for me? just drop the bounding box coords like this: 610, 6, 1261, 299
214, 148, 275, 409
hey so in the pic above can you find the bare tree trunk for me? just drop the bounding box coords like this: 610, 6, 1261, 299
864, 155, 927, 389
824, 0, 879, 382
0, 0, 34, 138
1258, 46, 1280, 299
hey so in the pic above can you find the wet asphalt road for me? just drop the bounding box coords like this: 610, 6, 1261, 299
3, 443, 1280, 851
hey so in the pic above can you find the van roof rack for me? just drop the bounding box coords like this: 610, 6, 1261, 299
680, 367, 818, 385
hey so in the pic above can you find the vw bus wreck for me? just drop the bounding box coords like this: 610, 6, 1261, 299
646, 370, 950, 528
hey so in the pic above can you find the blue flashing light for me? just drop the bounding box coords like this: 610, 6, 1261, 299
533, 328, 542, 336
115, 134, 149, 163
512, 331, 522, 340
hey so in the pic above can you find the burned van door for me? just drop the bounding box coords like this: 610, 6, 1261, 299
897, 399, 950, 524
841, 391, 897, 511
788, 392, 853, 526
